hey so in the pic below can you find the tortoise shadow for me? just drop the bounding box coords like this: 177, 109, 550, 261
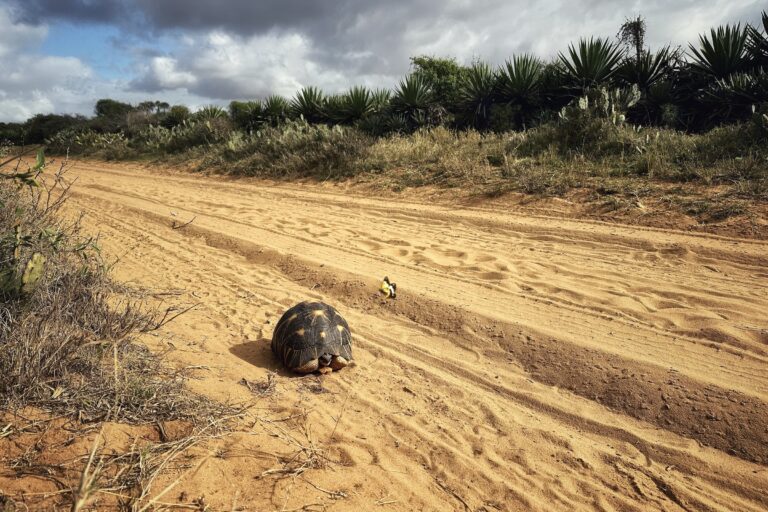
229, 337, 297, 378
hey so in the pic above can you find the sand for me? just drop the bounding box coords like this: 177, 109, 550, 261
47, 160, 768, 510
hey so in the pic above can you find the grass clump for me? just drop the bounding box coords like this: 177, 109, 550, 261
206, 118, 373, 180
0, 148, 240, 510
0, 152, 241, 509
0, 154, 206, 420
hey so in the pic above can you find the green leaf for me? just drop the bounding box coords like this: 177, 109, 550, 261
33, 148, 45, 170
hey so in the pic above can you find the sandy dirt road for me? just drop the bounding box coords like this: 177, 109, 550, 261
62, 160, 768, 511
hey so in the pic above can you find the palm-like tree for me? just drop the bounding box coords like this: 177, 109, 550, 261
688, 24, 749, 79
229, 100, 263, 132
558, 37, 625, 91
457, 61, 496, 130
497, 54, 543, 100
703, 70, 768, 122
615, 46, 675, 90
290, 86, 326, 123
322, 90, 368, 125
496, 54, 544, 128
370, 89, 392, 112
390, 74, 435, 128
336, 86, 376, 124
194, 105, 227, 121
263, 95, 289, 126
322, 94, 346, 124
747, 11, 768, 68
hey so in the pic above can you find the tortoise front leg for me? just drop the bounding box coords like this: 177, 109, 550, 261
294, 359, 320, 374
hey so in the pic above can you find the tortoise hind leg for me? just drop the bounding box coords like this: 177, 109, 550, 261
330, 356, 349, 371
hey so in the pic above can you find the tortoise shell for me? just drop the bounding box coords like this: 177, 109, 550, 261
271, 301, 353, 374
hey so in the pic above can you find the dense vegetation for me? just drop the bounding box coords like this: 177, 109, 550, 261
0, 13, 762, 142
2, 13, 767, 209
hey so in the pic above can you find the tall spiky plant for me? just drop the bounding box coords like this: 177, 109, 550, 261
704, 70, 768, 122
338, 86, 376, 124
688, 24, 749, 79
263, 95, 289, 126
322, 87, 376, 125
747, 11, 768, 68
496, 54, 544, 127
390, 74, 435, 129
615, 46, 675, 90
558, 37, 625, 91
194, 105, 227, 121
458, 61, 496, 130
370, 89, 392, 112
497, 54, 543, 101
290, 86, 326, 123
322, 95, 346, 124
229, 100, 263, 132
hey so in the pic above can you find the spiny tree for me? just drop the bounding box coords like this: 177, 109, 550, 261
617, 15, 646, 62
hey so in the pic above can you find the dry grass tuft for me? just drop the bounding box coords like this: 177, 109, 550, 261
0, 152, 242, 509
0, 156, 223, 424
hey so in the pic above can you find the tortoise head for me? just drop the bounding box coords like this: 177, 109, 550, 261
316, 353, 338, 375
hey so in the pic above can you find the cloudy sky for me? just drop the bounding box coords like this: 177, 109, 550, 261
0, 0, 764, 122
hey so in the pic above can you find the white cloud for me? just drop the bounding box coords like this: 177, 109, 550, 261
146, 56, 198, 89
132, 30, 352, 99
0, 6, 213, 121
0, 6, 47, 57
129, 0, 757, 105
2, 0, 766, 121
0, 7, 96, 121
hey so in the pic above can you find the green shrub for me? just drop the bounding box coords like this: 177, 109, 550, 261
161, 104, 191, 128
159, 118, 232, 153
214, 119, 372, 179
229, 100, 263, 132
365, 127, 505, 186
517, 86, 641, 158
47, 128, 130, 158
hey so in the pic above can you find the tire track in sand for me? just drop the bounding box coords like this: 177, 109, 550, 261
62, 161, 768, 511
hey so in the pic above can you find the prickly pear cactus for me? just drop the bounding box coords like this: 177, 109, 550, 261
1, 224, 46, 296
21, 252, 45, 293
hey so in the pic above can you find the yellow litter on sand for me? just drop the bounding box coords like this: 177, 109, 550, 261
379, 276, 397, 298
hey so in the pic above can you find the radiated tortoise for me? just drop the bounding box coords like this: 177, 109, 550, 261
271, 301, 352, 374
